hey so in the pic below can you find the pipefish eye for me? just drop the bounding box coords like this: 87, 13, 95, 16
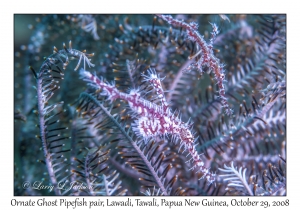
220, 73, 225, 80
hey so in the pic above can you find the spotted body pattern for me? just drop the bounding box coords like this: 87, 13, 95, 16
80, 68, 216, 184
157, 15, 233, 116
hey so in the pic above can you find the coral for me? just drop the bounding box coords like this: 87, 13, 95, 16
14, 14, 286, 196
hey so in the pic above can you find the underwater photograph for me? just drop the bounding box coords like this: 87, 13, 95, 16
14, 14, 286, 196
